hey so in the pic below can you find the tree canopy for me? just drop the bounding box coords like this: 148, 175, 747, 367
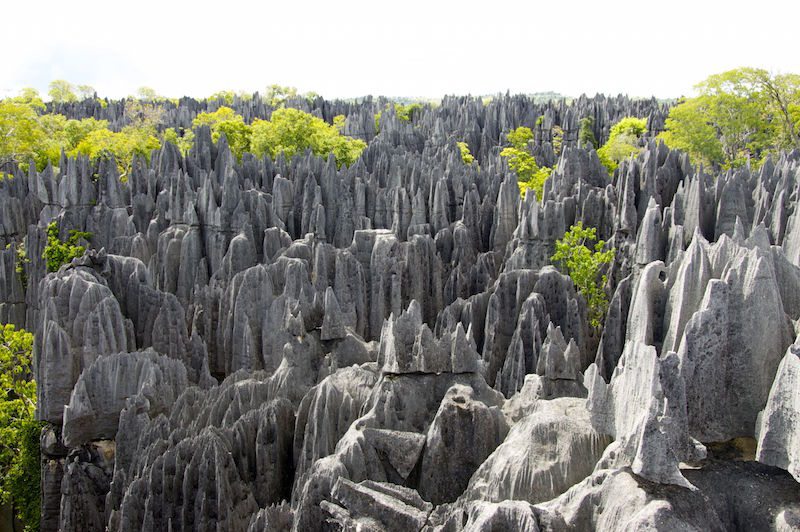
193, 106, 252, 160
552, 222, 615, 328
457, 141, 474, 165
0, 324, 40, 531
0, 88, 161, 174
500, 126, 552, 200
251, 107, 366, 168
597, 116, 647, 173
658, 67, 800, 169
1, 83, 367, 176
43, 221, 91, 272
48, 80, 78, 104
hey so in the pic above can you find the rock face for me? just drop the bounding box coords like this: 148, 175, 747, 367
463, 397, 611, 504
756, 340, 800, 482
62, 349, 188, 447
0, 93, 799, 531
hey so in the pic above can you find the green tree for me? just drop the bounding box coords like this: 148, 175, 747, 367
394, 102, 422, 122
659, 68, 800, 169
0, 100, 45, 170
71, 127, 160, 178
457, 141, 474, 165
265, 85, 298, 108
552, 222, 615, 328
77, 85, 96, 100
333, 115, 347, 132
500, 126, 551, 200
208, 90, 236, 105
192, 106, 251, 160
37, 115, 110, 169
162, 127, 195, 155
136, 86, 159, 102
579, 116, 598, 148
0, 323, 40, 531
251, 107, 365, 168
48, 80, 78, 104
506, 126, 534, 149
13, 89, 45, 110
43, 221, 91, 272
658, 97, 725, 168
54, 99, 163, 177
551, 125, 564, 156
597, 116, 647, 173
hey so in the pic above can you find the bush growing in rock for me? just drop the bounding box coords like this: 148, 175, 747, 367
552, 222, 615, 328
42, 221, 91, 272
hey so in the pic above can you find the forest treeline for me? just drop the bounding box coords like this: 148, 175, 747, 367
2, 68, 798, 186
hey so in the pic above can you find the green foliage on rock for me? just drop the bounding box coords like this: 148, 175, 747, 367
251, 107, 365, 168
500, 126, 551, 200
48, 80, 78, 104
72, 127, 160, 178
0, 323, 40, 532
373, 111, 382, 135
394, 103, 422, 123
265, 85, 299, 108
456, 141, 474, 165
506, 126, 534, 150
162, 127, 195, 155
659, 67, 800, 169
43, 221, 91, 272
0, 100, 45, 170
2, 82, 364, 175
552, 222, 615, 328
597, 116, 647, 173
1, 87, 161, 174
518, 166, 552, 200
193, 106, 251, 160
208, 91, 236, 105
6, 241, 29, 290
374, 102, 424, 134
579, 116, 598, 148
551, 125, 564, 156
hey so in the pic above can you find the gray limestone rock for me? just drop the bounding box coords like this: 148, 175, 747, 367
418, 384, 508, 504
62, 349, 188, 447
323, 478, 433, 531
586, 339, 703, 488
463, 397, 611, 505
7, 93, 800, 532
293, 366, 378, 494
756, 340, 800, 481
679, 246, 795, 440
459, 500, 542, 532
37, 267, 130, 424
320, 287, 347, 340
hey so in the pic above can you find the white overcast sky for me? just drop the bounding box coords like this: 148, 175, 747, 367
3, 0, 799, 100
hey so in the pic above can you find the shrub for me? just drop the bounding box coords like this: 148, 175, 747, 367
43, 221, 91, 272
0, 324, 40, 532
597, 117, 647, 173
500, 126, 551, 200
579, 116, 598, 148
251, 108, 365, 168
192, 106, 251, 160
457, 141, 474, 165
552, 222, 615, 328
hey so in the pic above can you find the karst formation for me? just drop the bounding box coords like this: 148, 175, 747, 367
1, 92, 800, 531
